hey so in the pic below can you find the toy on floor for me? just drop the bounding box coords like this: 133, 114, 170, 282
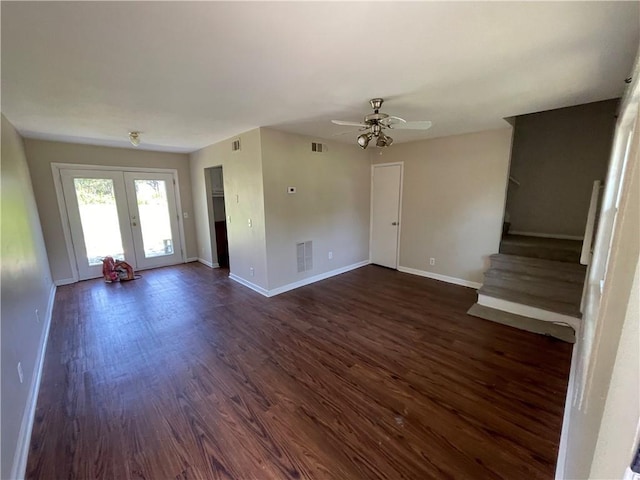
102, 256, 140, 282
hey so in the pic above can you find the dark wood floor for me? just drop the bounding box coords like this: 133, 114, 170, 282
27, 264, 571, 479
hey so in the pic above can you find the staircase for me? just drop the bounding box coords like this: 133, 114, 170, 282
469, 235, 587, 340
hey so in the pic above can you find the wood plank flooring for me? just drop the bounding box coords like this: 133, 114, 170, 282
26, 264, 572, 479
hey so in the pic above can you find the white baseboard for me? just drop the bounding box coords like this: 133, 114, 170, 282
186, 257, 199, 263
229, 261, 370, 298
54, 277, 75, 286
555, 343, 578, 480
196, 258, 219, 268
11, 283, 56, 479
509, 231, 584, 241
398, 266, 482, 289
477, 294, 580, 330
267, 260, 370, 297
229, 273, 269, 296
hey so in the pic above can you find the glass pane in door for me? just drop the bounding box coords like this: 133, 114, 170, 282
74, 178, 125, 265
134, 180, 174, 258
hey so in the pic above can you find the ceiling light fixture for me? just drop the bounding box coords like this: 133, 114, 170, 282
129, 131, 141, 147
357, 133, 372, 149
333, 98, 431, 150
357, 130, 393, 150
376, 134, 393, 148
354, 114, 394, 150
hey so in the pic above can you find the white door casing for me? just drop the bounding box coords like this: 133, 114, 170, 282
371, 163, 403, 269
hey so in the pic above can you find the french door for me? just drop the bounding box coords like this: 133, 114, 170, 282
60, 169, 183, 280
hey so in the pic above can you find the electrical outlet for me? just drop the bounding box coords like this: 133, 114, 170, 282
429, 257, 436, 266
328, 251, 333, 260
35, 309, 40, 323
250, 267, 255, 277
183, 211, 189, 219
248, 218, 252, 228
17, 362, 24, 384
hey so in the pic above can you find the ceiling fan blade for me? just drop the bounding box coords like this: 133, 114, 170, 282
331, 120, 367, 127
389, 120, 433, 130
332, 128, 366, 137
381, 116, 407, 126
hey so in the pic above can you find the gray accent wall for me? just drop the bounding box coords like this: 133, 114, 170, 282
1, 115, 54, 479
505, 99, 618, 237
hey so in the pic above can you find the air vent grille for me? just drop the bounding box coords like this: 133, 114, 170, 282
311, 142, 325, 153
232, 139, 241, 151
296, 241, 313, 273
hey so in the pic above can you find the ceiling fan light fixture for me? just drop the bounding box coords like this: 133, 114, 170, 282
333, 98, 431, 149
376, 134, 393, 148
357, 133, 371, 149
129, 131, 141, 147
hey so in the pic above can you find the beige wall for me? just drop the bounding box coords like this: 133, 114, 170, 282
260, 128, 370, 290
560, 97, 640, 479
1, 115, 54, 478
190, 129, 269, 289
24, 139, 196, 282
590, 260, 639, 479
373, 128, 513, 285
506, 99, 617, 237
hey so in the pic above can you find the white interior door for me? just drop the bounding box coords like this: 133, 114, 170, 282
123, 172, 183, 270
60, 169, 135, 280
371, 163, 402, 268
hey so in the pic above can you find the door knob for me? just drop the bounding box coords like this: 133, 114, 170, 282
392, 222, 398, 226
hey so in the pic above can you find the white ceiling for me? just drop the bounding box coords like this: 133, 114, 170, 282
2, 2, 638, 153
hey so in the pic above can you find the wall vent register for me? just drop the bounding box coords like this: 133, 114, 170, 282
231, 139, 241, 151
296, 241, 313, 273
311, 142, 325, 153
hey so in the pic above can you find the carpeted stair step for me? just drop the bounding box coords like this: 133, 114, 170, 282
483, 269, 583, 304
489, 254, 586, 284
478, 284, 582, 318
499, 235, 582, 263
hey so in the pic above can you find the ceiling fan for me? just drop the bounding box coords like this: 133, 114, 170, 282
332, 98, 432, 149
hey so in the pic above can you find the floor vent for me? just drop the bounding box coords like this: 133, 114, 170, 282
296, 241, 313, 272
311, 142, 326, 153
232, 138, 241, 152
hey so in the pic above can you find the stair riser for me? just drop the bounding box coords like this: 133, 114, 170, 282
488, 260, 586, 283
482, 275, 583, 303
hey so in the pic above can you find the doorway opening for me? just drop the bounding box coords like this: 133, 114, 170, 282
205, 166, 229, 268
